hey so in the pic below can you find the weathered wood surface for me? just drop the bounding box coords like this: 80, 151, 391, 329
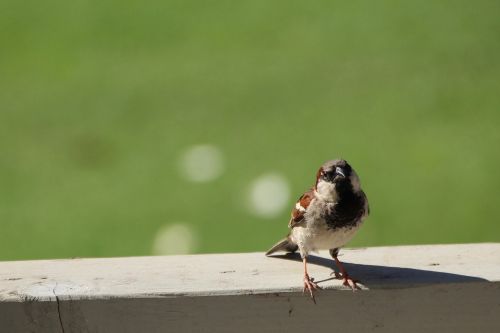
1, 243, 499, 332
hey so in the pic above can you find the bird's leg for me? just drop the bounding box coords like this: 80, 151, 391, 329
302, 256, 321, 303
333, 255, 360, 291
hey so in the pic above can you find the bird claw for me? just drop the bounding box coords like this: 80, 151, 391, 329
343, 276, 360, 291
303, 274, 321, 303
330, 271, 360, 291
330, 271, 343, 279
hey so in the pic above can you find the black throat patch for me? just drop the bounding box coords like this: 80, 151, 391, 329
324, 184, 366, 230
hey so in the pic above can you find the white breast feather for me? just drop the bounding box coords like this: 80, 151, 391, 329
290, 194, 366, 258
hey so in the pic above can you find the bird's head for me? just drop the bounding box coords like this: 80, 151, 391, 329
315, 159, 361, 200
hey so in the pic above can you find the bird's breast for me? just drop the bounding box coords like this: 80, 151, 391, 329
291, 221, 361, 254
289, 193, 367, 255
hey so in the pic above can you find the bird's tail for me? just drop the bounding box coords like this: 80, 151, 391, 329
265, 236, 298, 256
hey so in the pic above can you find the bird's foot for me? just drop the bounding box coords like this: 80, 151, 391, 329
330, 271, 360, 291
303, 274, 321, 303
342, 275, 360, 291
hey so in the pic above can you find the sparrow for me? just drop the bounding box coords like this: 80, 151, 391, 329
266, 159, 369, 300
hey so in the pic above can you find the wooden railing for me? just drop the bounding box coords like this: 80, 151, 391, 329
1, 243, 499, 332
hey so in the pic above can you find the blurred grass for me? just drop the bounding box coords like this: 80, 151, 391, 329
1, 0, 499, 260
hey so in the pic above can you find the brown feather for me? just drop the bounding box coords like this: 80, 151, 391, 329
288, 189, 315, 228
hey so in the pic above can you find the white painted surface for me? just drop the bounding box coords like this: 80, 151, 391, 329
1, 243, 499, 333
1, 243, 499, 301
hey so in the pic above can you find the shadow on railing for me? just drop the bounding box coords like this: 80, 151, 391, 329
268, 253, 488, 287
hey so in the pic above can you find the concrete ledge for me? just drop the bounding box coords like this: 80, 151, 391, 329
1, 243, 500, 332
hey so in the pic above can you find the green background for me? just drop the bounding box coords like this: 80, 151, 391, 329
1, 0, 499, 260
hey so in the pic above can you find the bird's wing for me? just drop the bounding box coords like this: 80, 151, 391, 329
288, 189, 315, 228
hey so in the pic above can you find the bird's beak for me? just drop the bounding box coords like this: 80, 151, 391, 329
335, 167, 345, 178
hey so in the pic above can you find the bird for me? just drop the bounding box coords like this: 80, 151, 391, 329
266, 159, 369, 300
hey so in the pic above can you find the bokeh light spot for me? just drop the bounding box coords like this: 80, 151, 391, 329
178, 144, 225, 182
247, 173, 290, 218
152, 223, 198, 255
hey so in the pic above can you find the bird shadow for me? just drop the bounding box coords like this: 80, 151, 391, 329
268, 253, 488, 288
